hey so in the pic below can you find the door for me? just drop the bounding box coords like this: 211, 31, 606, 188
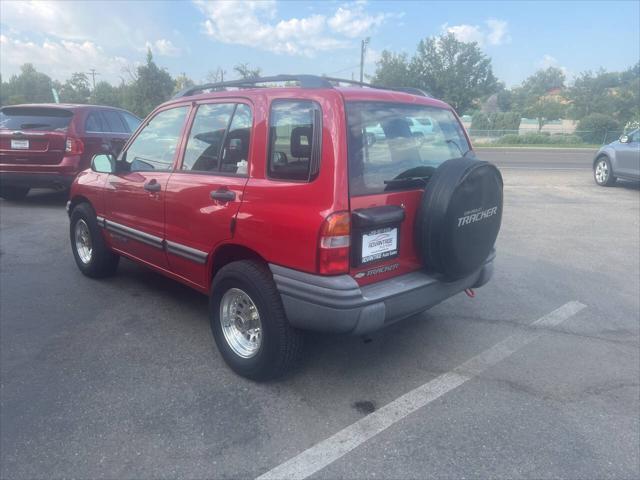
82, 110, 130, 168
617, 129, 640, 178
104, 105, 190, 269
164, 102, 252, 287
100, 110, 133, 155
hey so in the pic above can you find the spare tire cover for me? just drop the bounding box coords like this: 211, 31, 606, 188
416, 157, 503, 281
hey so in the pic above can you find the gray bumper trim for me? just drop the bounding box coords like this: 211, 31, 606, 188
270, 252, 495, 335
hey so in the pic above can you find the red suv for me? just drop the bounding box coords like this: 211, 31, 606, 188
66, 75, 503, 380
0, 103, 141, 200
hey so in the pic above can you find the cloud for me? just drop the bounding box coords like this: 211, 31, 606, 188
442, 18, 511, 47
537, 54, 571, 78
194, 0, 398, 56
0, 35, 128, 83
145, 39, 181, 57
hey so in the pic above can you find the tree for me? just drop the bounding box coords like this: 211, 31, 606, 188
576, 113, 621, 144
90, 81, 123, 107
370, 51, 411, 87
0, 64, 55, 105
372, 33, 498, 113
206, 67, 227, 83
59, 72, 91, 103
513, 67, 567, 131
233, 63, 261, 80
524, 98, 565, 132
125, 49, 175, 117
174, 74, 195, 94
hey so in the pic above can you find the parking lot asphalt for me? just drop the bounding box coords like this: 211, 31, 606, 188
1, 148, 638, 479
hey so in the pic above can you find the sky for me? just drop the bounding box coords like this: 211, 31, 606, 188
1, 0, 639, 88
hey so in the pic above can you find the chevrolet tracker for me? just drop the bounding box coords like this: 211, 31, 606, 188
66, 75, 503, 380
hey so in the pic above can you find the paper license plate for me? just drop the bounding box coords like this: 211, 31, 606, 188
11, 139, 29, 150
361, 227, 398, 264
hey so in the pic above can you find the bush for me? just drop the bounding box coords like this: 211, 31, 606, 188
471, 112, 521, 132
576, 113, 621, 143
494, 133, 583, 145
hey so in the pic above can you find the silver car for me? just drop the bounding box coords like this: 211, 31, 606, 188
593, 129, 640, 186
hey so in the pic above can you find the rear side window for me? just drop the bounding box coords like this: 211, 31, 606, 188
122, 112, 142, 133
267, 100, 321, 181
0, 107, 73, 132
102, 110, 128, 133
122, 106, 188, 172
85, 112, 105, 132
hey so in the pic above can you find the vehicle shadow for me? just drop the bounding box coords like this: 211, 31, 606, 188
613, 179, 640, 191
14, 188, 69, 207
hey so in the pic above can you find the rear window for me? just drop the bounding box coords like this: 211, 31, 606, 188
346, 102, 470, 196
0, 107, 74, 132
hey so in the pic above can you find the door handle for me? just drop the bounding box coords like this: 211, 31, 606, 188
144, 179, 161, 192
210, 188, 236, 202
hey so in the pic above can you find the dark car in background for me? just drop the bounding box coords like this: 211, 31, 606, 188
0, 104, 141, 200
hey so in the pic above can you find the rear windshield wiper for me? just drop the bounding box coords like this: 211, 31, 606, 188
446, 139, 472, 157
383, 176, 429, 190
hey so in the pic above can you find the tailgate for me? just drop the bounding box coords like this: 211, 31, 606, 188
0, 107, 73, 165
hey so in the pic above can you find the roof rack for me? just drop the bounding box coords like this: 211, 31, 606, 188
173, 74, 429, 99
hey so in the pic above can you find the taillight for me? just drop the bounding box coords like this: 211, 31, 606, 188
65, 137, 84, 155
318, 211, 350, 275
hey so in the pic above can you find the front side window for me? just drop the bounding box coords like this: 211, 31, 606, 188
267, 100, 321, 181
122, 106, 188, 172
182, 103, 235, 172
347, 102, 470, 196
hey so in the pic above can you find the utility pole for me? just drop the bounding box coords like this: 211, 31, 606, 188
86, 69, 99, 90
359, 37, 370, 84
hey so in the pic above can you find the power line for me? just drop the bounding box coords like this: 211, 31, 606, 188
86, 69, 99, 90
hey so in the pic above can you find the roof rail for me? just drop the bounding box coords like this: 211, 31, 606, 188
173, 74, 333, 98
173, 74, 429, 99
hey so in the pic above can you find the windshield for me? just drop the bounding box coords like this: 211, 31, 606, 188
0, 107, 74, 132
346, 102, 470, 196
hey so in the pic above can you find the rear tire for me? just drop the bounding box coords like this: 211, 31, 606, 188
0, 186, 30, 201
210, 260, 303, 380
70, 203, 119, 278
594, 156, 616, 186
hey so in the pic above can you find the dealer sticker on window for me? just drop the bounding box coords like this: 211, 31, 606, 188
361, 227, 398, 264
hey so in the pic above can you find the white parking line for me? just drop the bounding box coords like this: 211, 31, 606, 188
256, 301, 587, 480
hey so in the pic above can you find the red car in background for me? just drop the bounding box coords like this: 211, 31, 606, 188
0, 104, 141, 200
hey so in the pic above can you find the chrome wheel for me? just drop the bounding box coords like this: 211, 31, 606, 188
74, 219, 92, 264
220, 288, 262, 358
595, 159, 609, 184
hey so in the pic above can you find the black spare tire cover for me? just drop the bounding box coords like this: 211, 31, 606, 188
416, 157, 503, 281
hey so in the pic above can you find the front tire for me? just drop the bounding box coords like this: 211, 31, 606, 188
210, 260, 303, 380
594, 156, 616, 186
0, 186, 30, 200
70, 203, 119, 278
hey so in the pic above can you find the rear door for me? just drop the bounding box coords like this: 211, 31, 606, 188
100, 110, 133, 155
164, 101, 252, 288
0, 106, 73, 166
104, 105, 190, 269
346, 101, 471, 285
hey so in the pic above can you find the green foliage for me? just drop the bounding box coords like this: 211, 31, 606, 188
234, 63, 261, 80
0, 64, 55, 105
471, 112, 521, 131
59, 72, 91, 103
524, 98, 566, 132
495, 133, 583, 145
568, 63, 639, 126
174, 74, 195, 95
90, 81, 124, 108
372, 33, 498, 113
126, 50, 175, 117
576, 113, 621, 143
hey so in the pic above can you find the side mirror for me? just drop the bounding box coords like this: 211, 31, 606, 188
619, 135, 629, 144
91, 154, 115, 173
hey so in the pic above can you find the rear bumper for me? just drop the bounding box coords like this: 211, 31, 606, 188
270, 251, 495, 335
0, 171, 75, 189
